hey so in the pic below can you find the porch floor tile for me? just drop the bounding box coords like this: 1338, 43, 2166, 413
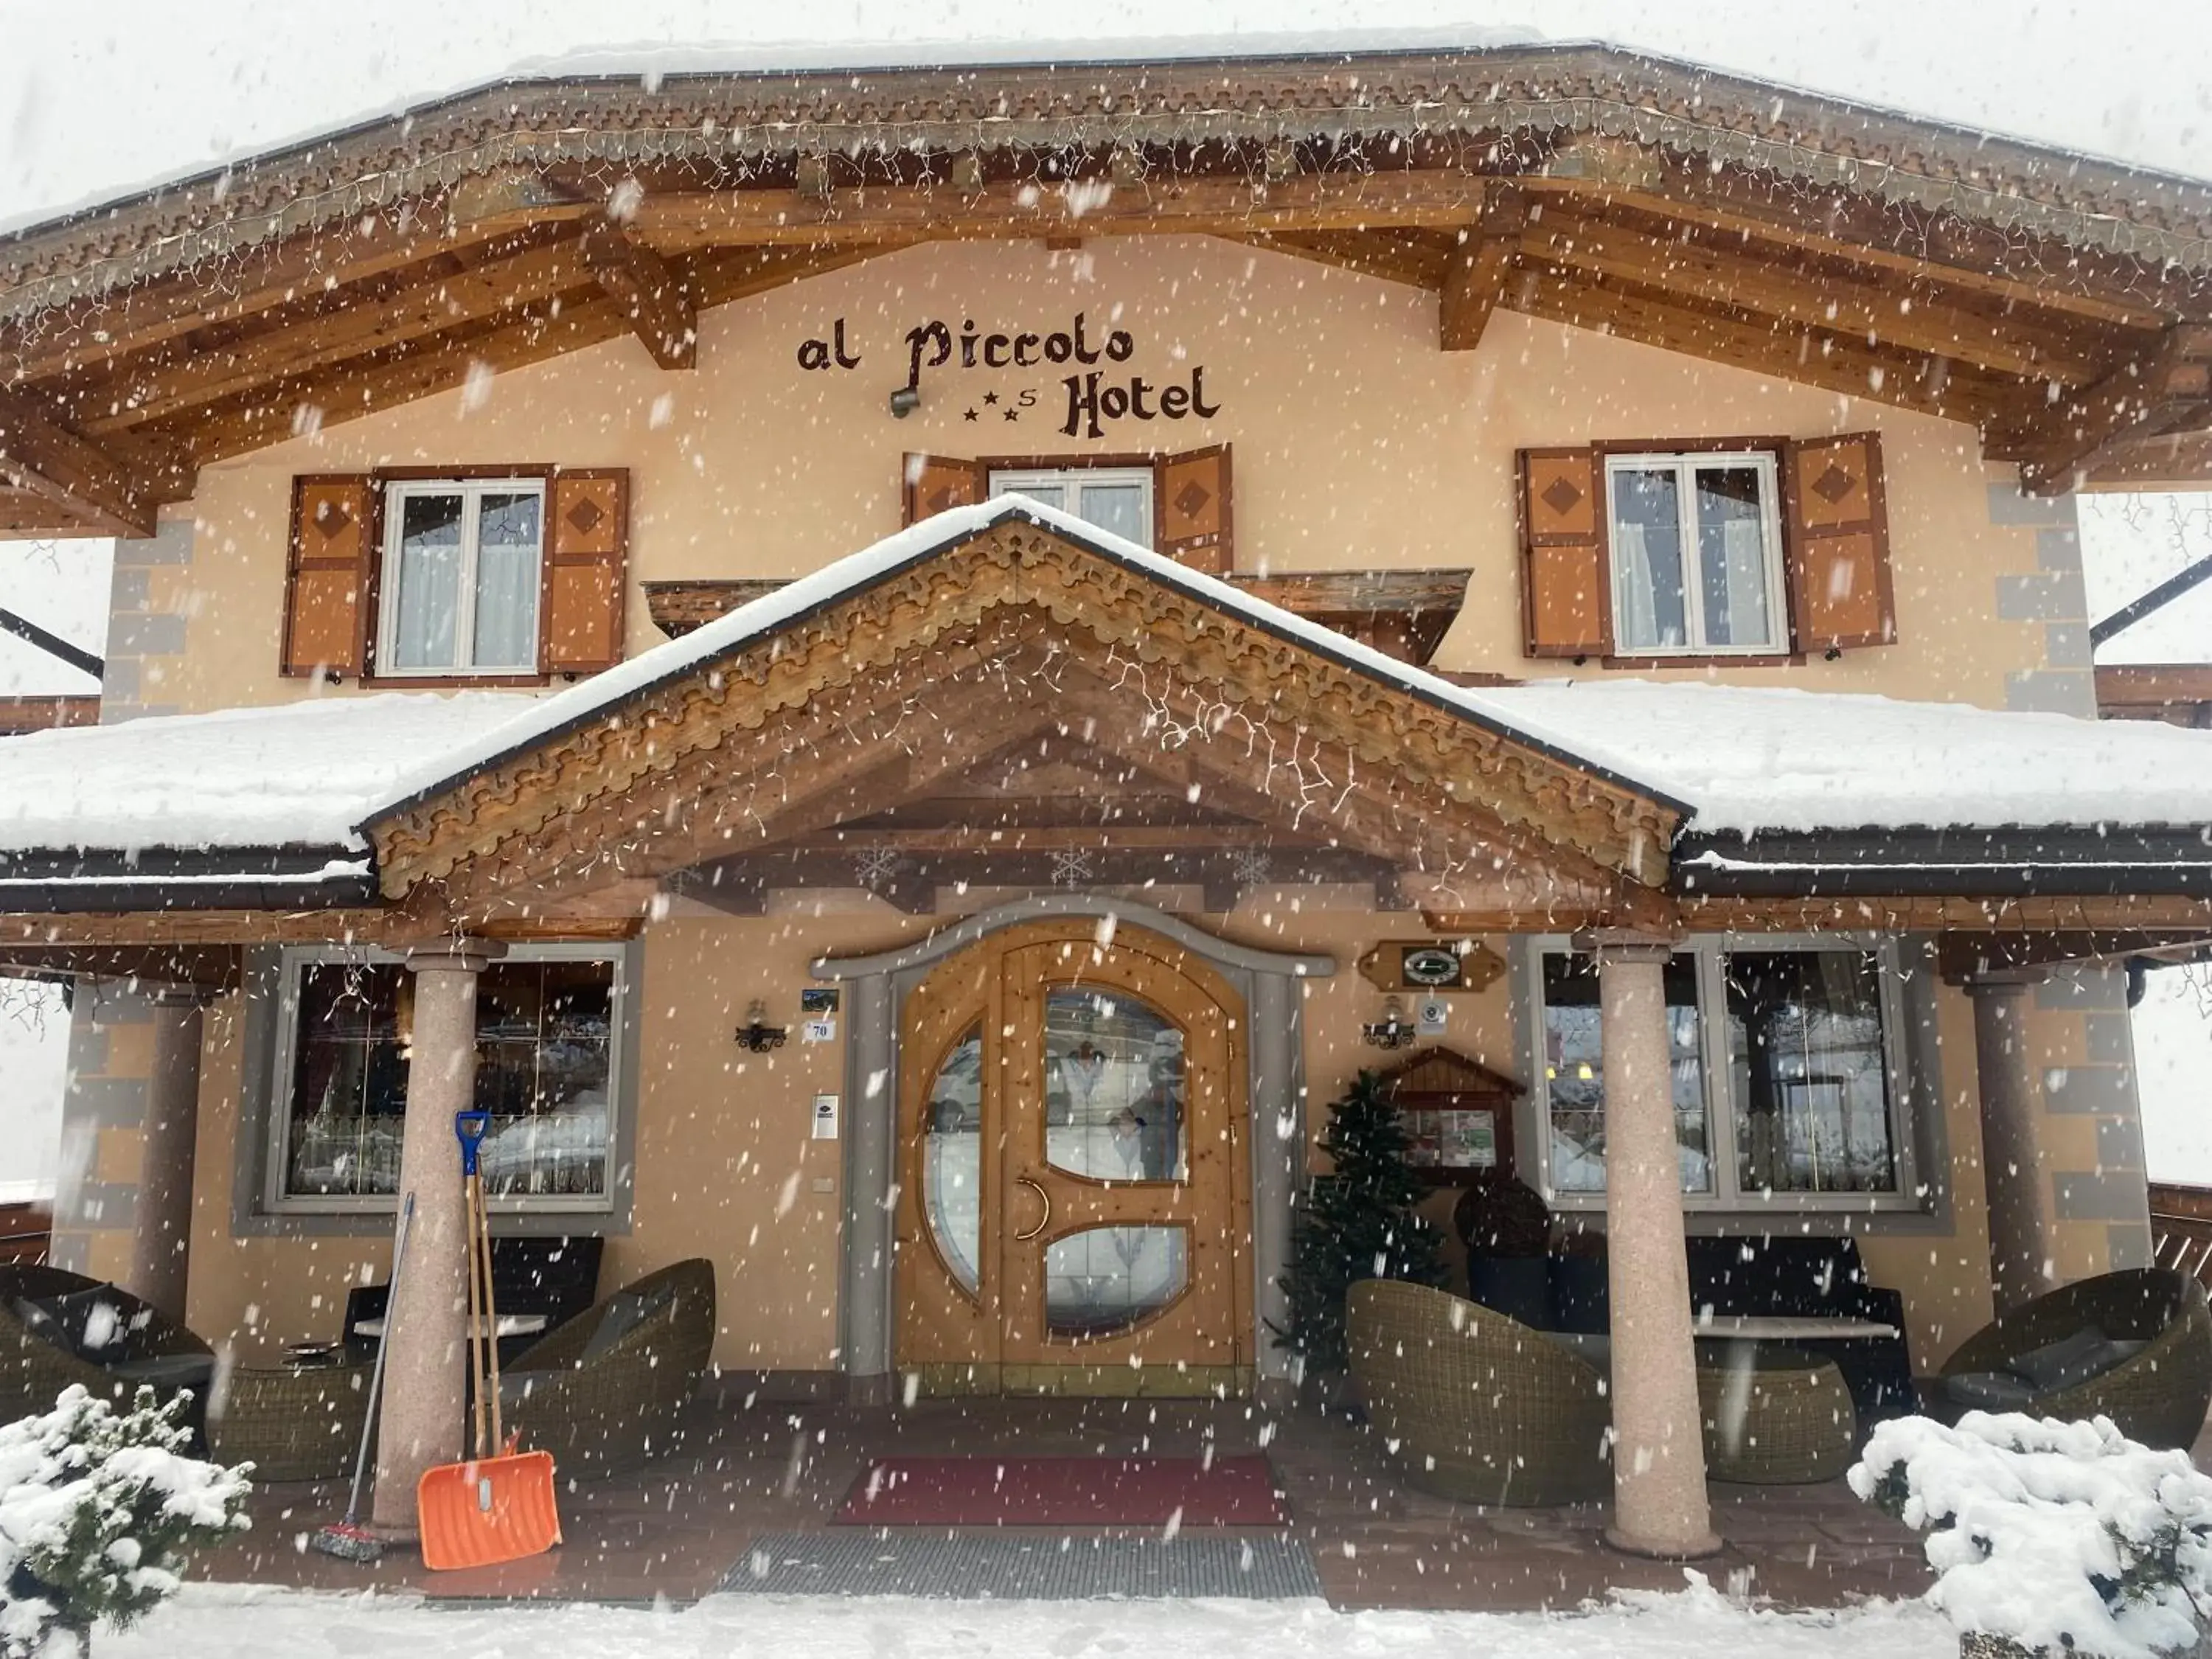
198, 1386, 1944, 1612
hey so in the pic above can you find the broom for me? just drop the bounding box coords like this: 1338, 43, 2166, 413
311, 1189, 414, 1562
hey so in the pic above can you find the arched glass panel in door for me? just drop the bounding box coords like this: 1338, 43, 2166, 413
921, 1023, 984, 1294
1041, 987, 1186, 1183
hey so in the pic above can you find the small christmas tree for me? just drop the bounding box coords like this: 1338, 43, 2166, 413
0, 1385, 252, 1657
1276, 1069, 1447, 1374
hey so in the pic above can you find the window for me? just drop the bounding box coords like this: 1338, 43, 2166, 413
270, 945, 624, 1213
1604, 452, 1787, 655
989, 466, 1155, 549
1527, 937, 1913, 1210
377, 478, 545, 674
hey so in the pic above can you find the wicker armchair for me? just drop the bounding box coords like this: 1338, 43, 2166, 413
1346, 1278, 1611, 1506
0, 1265, 215, 1428
500, 1258, 715, 1478
1938, 1267, 2212, 1450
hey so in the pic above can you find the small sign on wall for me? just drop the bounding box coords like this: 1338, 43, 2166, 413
812, 1094, 841, 1140
801, 1017, 838, 1044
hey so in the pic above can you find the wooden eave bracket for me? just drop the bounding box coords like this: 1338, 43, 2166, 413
1439, 182, 1528, 351
582, 223, 698, 370
2005, 323, 2212, 495
0, 388, 191, 538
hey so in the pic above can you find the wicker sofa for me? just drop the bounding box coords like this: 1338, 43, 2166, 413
500, 1258, 715, 1478
1346, 1278, 1612, 1506
0, 1265, 215, 1430
1935, 1267, 2212, 1450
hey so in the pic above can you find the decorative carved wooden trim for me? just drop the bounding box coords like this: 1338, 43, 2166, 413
367, 522, 1679, 920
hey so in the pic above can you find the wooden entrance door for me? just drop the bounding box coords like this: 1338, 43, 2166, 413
893, 919, 1251, 1397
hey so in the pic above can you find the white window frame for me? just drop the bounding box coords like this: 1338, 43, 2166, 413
375, 476, 546, 676
265, 942, 627, 1217
1604, 451, 1789, 656
1523, 933, 1921, 1214
988, 465, 1156, 549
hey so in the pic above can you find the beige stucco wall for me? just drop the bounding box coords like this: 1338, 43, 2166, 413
147, 235, 2056, 717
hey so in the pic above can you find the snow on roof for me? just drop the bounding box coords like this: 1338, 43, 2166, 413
1475, 680, 2212, 838
0, 692, 529, 855
5, 495, 2212, 874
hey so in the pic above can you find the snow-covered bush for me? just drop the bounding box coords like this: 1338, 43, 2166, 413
0, 1386, 251, 1656
1850, 1411, 2212, 1658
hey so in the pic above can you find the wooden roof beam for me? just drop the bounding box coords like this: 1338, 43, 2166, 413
2000, 324, 2212, 494
625, 170, 1488, 254
62, 232, 599, 431
1506, 265, 2031, 427
1534, 136, 2194, 333
0, 388, 189, 536
1439, 184, 1526, 350
582, 224, 697, 370
1520, 206, 2124, 383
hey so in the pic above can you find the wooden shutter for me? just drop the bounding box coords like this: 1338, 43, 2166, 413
542, 469, 630, 675
1517, 448, 1610, 658
282, 475, 377, 678
901, 453, 988, 525
1784, 432, 1896, 654
1155, 445, 1234, 575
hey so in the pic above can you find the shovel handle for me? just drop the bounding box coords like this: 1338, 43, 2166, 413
455, 1110, 491, 1177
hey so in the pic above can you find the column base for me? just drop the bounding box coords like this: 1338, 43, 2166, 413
1604, 1523, 1725, 1561
846, 1371, 897, 1408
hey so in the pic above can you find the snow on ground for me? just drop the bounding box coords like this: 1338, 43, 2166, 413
110, 1580, 1953, 1659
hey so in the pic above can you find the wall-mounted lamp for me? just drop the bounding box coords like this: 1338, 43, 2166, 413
734, 998, 788, 1053
1362, 995, 1417, 1050
888, 385, 921, 419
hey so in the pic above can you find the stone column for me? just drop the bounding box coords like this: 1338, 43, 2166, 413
122, 988, 212, 1320
1966, 972, 2055, 1313
1593, 936, 1718, 1559
841, 971, 897, 1406
370, 941, 502, 1537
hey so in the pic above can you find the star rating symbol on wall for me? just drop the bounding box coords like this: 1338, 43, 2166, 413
962, 407, 979, 421
982, 391, 1000, 406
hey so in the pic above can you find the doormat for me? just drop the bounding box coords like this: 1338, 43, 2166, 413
834, 1455, 1286, 1527
720, 1531, 1324, 1599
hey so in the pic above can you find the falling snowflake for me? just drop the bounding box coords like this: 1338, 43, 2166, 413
854, 848, 900, 889
1050, 849, 1094, 887
1232, 848, 1272, 886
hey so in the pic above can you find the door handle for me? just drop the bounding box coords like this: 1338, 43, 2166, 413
1012, 1176, 1052, 1242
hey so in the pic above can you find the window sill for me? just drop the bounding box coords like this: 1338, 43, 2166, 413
359, 671, 552, 689
1599, 651, 1805, 669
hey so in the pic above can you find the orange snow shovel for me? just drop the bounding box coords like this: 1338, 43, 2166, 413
417, 1109, 560, 1571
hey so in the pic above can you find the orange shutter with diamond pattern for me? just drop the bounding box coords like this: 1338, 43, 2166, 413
542, 470, 630, 675
900, 453, 989, 525
1155, 445, 1233, 575
1784, 433, 1896, 653
281, 475, 377, 678
1517, 448, 1610, 658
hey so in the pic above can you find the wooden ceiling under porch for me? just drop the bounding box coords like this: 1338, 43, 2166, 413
3, 46, 2211, 538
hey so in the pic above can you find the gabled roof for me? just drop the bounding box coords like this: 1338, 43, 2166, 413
4, 497, 2212, 914
4, 39, 2210, 539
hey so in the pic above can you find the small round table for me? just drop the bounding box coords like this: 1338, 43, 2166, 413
1694, 1346, 1857, 1484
